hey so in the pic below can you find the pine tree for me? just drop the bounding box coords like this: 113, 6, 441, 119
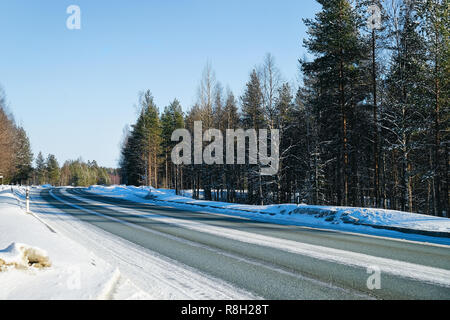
46, 154, 60, 186
223, 89, 240, 202
275, 83, 295, 203
185, 104, 203, 199
223, 89, 240, 130
211, 83, 225, 200
120, 91, 162, 187
1, 87, 33, 185
294, 75, 326, 205
0, 90, 15, 182
241, 69, 265, 204
0, 132, 14, 182
120, 120, 146, 186
417, 0, 449, 216
384, 0, 429, 212
241, 70, 265, 130
161, 99, 184, 193
139, 91, 162, 187
302, 0, 369, 206
359, 0, 390, 207
35, 152, 46, 185
13, 127, 33, 184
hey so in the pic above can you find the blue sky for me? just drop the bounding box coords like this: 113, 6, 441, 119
0, 0, 320, 168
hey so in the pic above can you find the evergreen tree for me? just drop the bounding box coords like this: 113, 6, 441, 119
417, 0, 449, 216
35, 152, 46, 185
185, 104, 203, 199
139, 90, 162, 187
13, 127, 33, 184
46, 154, 60, 186
302, 0, 370, 206
0, 90, 15, 182
241, 70, 265, 130
223, 89, 240, 203
161, 99, 184, 192
384, 0, 429, 212
59, 159, 111, 187
296, 71, 327, 205
359, 0, 390, 207
241, 69, 265, 204
120, 91, 161, 187
274, 83, 295, 203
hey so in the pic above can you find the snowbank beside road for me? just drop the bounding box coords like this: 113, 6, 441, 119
0, 186, 145, 299
87, 185, 450, 242
0, 242, 51, 270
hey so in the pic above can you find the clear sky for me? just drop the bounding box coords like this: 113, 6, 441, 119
0, 0, 320, 168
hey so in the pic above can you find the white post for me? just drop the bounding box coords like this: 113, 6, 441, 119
26, 187, 30, 213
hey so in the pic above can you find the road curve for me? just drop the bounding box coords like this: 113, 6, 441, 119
38, 187, 450, 300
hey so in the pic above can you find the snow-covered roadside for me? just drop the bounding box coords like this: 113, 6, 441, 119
86, 185, 450, 245
0, 186, 148, 300
63, 189, 450, 288
21, 186, 256, 300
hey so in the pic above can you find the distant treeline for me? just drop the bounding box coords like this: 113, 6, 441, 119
120, 0, 448, 217
0, 88, 118, 187
0, 88, 33, 184
33, 153, 119, 187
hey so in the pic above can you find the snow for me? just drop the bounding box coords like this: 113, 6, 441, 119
68, 188, 450, 287
43, 188, 258, 299
87, 185, 450, 244
2, 184, 449, 299
0, 186, 148, 299
6, 185, 256, 300
0, 242, 51, 270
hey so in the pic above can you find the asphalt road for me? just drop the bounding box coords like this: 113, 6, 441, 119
39, 188, 450, 300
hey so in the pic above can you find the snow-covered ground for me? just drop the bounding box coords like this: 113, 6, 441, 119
87, 185, 450, 244
2, 184, 449, 299
0, 186, 148, 299
0, 186, 255, 300
54, 188, 450, 290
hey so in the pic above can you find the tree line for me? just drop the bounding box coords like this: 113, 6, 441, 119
34, 152, 117, 187
0, 87, 33, 185
1, 86, 118, 187
120, 0, 448, 216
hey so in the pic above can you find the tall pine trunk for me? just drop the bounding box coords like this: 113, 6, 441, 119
372, 29, 380, 208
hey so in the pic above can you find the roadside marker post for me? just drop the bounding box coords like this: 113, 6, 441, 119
26, 187, 30, 213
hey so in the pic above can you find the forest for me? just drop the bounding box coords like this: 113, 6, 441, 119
0, 0, 447, 216
0, 87, 33, 185
0, 88, 117, 187
120, 0, 448, 216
